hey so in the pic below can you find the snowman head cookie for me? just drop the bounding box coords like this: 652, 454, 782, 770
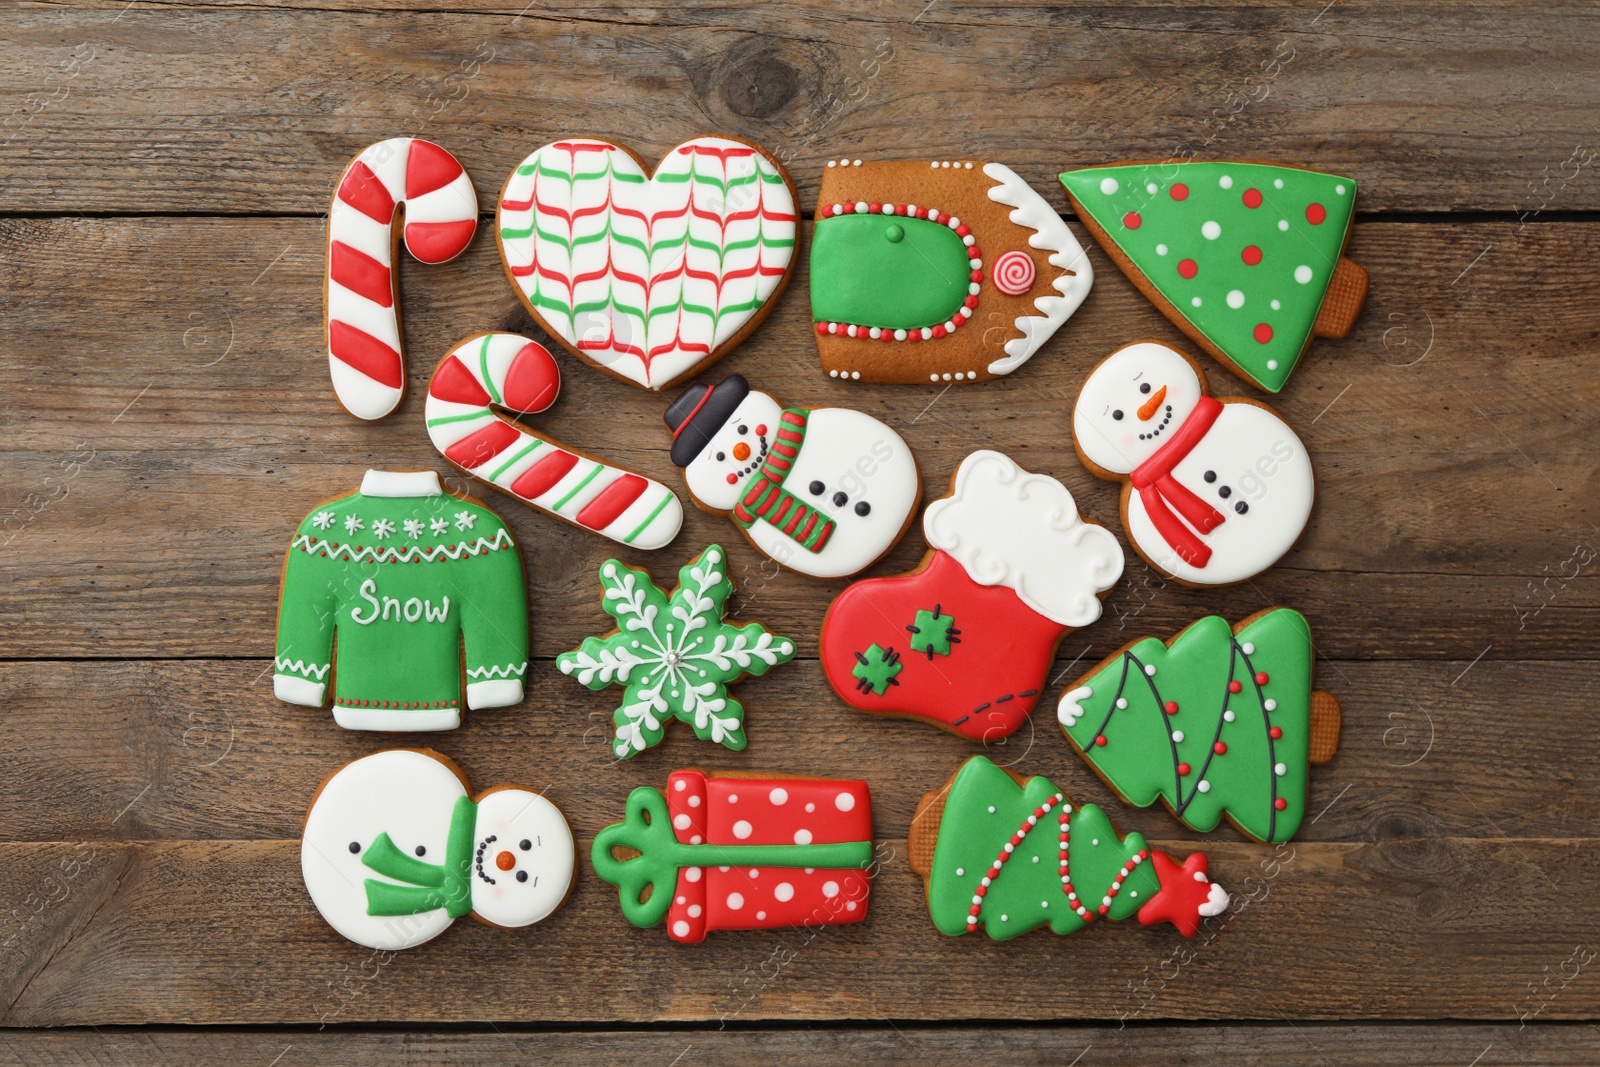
1072, 341, 1316, 587
665, 374, 785, 512
301, 749, 576, 950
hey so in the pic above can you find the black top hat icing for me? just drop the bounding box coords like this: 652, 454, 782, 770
664, 374, 751, 468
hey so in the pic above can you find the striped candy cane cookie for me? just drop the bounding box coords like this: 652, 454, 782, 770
426, 333, 684, 550
327, 138, 479, 421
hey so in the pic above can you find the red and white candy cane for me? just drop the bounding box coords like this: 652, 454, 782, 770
426, 334, 684, 550
326, 138, 478, 421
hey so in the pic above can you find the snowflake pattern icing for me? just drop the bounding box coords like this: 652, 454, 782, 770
311, 511, 335, 530
402, 518, 425, 539
454, 510, 476, 530
343, 514, 364, 534
557, 545, 797, 759
430, 517, 451, 535
371, 518, 396, 539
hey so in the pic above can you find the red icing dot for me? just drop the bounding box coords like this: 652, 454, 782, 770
1164, 701, 1179, 715
1306, 203, 1327, 224
1094, 735, 1108, 747
1255, 671, 1270, 685
1241, 245, 1262, 265
725, 473, 738, 485
1274, 798, 1289, 811
1170, 183, 1189, 201
1228, 680, 1243, 694
1253, 323, 1274, 344
814, 322, 827, 335
1213, 741, 1228, 755
868, 201, 881, 214
1123, 211, 1142, 229
1177, 258, 1198, 279
755, 423, 768, 436
1269, 726, 1283, 739
1178, 762, 1191, 776
1243, 188, 1263, 209
932, 325, 948, 339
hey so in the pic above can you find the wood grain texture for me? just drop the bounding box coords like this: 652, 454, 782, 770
1, 3, 1598, 214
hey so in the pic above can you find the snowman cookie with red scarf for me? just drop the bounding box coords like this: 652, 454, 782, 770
1073, 341, 1314, 586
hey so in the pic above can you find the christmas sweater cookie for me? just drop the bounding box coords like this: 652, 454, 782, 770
820, 450, 1123, 742
1058, 608, 1342, 845
425, 333, 683, 549
593, 769, 872, 943
1073, 340, 1315, 586
302, 749, 575, 950
663, 374, 921, 579
911, 756, 1229, 941
273, 470, 528, 732
812, 159, 1093, 383
497, 136, 798, 391
326, 138, 479, 420
558, 544, 797, 759
1060, 161, 1368, 393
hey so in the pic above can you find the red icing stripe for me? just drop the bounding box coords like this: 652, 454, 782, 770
329, 241, 393, 308
575, 474, 647, 530
404, 219, 477, 265
511, 450, 579, 499
336, 161, 395, 223
445, 420, 520, 468
328, 321, 403, 388
405, 139, 465, 199
501, 342, 560, 414
428, 355, 490, 406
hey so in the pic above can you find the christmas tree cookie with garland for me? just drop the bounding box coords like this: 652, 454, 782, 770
558, 544, 797, 759
910, 757, 1229, 941
1060, 161, 1368, 393
1057, 609, 1342, 845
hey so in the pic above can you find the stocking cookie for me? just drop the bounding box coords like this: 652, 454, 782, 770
910, 756, 1229, 941
274, 470, 528, 732
425, 333, 683, 549
592, 769, 873, 943
558, 544, 797, 759
1073, 340, 1315, 586
497, 136, 798, 391
820, 450, 1122, 742
663, 374, 920, 579
302, 749, 575, 950
1059, 608, 1342, 845
1060, 161, 1367, 393
812, 159, 1093, 383
326, 138, 479, 420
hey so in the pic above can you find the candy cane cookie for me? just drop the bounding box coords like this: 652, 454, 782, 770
426, 333, 684, 549
327, 138, 479, 420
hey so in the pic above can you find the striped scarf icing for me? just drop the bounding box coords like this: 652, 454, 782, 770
732, 409, 835, 553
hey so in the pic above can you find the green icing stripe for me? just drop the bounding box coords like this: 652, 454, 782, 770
551, 463, 603, 511
426, 410, 493, 428
623, 493, 673, 544
488, 439, 543, 482
477, 334, 501, 405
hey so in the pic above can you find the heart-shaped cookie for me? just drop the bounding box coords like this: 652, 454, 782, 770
497, 136, 799, 391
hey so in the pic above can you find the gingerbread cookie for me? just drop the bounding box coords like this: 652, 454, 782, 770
1060, 161, 1367, 393
326, 138, 479, 420
812, 159, 1093, 383
496, 136, 798, 391
302, 749, 575, 950
910, 757, 1229, 941
273, 470, 528, 732
1059, 608, 1342, 845
592, 768, 873, 943
425, 333, 683, 549
558, 544, 797, 759
820, 450, 1122, 741
1073, 340, 1315, 586
663, 373, 920, 579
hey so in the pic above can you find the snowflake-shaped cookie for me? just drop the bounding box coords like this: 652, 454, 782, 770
557, 544, 797, 759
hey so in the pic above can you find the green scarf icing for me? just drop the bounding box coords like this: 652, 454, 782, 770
363, 794, 476, 918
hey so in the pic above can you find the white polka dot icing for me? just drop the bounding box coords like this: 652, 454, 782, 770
770, 787, 788, 805
1202, 220, 1221, 240
1101, 176, 1120, 195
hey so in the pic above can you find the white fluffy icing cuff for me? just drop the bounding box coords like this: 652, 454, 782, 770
922, 450, 1124, 628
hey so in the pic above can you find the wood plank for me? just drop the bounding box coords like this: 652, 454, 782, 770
2, 217, 1596, 659
0, 657, 1583, 847
1, 1023, 1594, 1066
1, 3, 1598, 213
3, 835, 1597, 1025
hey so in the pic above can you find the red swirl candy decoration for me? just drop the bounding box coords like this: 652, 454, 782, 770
992, 250, 1037, 296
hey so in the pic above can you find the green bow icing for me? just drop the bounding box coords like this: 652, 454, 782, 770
362, 794, 476, 919
591, 786, 874, 929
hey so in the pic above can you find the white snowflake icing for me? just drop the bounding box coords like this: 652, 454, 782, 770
454, 510, 476, 530
429, 517, 450, 535
343, 514, 364, 534
371, 518, 396, 539
402, 519, 425, 539
310, 511, 335, 529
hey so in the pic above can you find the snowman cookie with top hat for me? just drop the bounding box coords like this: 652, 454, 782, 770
1073, 340, 1314, 586
664, 373, 921, 579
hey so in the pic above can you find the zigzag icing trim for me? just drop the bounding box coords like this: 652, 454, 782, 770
292, 527, 515, 564
275, 657, 332, 680
467, 661, 529, 680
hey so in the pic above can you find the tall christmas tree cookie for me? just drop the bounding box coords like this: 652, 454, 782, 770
1060, 161, 1367, 393
910, 757, 1229, 941
1058, 609, 1341, 845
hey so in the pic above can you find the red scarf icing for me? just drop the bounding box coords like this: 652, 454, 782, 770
1128, 395, 1225, 568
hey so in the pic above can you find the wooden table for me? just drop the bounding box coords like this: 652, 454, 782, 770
3, 2, 1597, 1062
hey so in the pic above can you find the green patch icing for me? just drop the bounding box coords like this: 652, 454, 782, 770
810, 214, 970, 329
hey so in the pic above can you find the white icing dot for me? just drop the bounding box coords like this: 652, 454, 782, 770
673, 920, 690, 937
1131, 890, 1138, 898
1242, 642, 1255, 654
805, 868, 815, 874
869, 327, 881, 339
956, 867, 965, 876
854, 201, 868, 213
690, 835, 702, 844
1226, 289, 1245, 309
1224, 711, 1236, 722
1275, 763, 1288, 776
1172, 730, 1185, 742
1270, 300, 1281, 310
929, 374, 939, 382
1336, 183, 1347, 194
1267, 360, 1279, 369
1202, 220, 1221, 240
827, 160, 836, 168
674, 779, 686, 791
1100, 176, 1120, 195
688, 795, 701, 807
835, 792, 855, 811
732, 819, 753, 839
1265, 699, 1278, 711
688, 904, 702, 917
1001, 914, 1009, 922
894, 329, 908, 341
1274, 178, 1284, 189
1145, 665, 1157, 676
749, 869, 759, 877
1219, 175, 1234, 189
794, 829, 813, 845
686, 866, 702, 882
676, 896, 686, 905
1032, 856, 1040, 863
726, 892, 745, 910
805, 802, 815, 812
728, 794, 738, 803
673, 813, 691, 830
1042, 900, 1049, 908
1116, 697, 1128, 709
942, 373, 951, 381
988, 806, 996, 813
1295, 265, 1313, 284
769, 788, 788, 805
1198, 780, 1211, 793
1145, 182, 1157, 195
823, 880, 840, 897
757, 911, 767, 920
775, 882, 795, 902
850, 371, 860, 380
1092, 839, 1100, 846
847, 900, 857, 911
1155, 243, 1168, 256
1192, 297, 1203, 307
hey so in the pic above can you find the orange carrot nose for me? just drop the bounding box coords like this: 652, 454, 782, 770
1138, 385, 1168, 421
732, 442, 751, 461
495, 850, 515, 871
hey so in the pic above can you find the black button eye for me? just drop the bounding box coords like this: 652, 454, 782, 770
737, 424, 748, 435
1235, 501, 1249, 514
832, 492, 848, 507
519, 839, 531, 851
1218, 486, 1232, 499
715, 451, 725, 462
516, 870, 529, 882
414, 845, 426, 857
855, 501, 871, 517
808, 480, 825, 495
1112, 410, 1124, 421
1203, 470, 1217, 483
1140, 383, 1152, 394
348, 842, 360, 854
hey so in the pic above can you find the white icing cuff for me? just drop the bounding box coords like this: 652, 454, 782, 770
274, 674, 326, 707
333, 705, 461, 732
467, 679, 524, 710
361, 470, 443, 498
1200, 881, 1230, 917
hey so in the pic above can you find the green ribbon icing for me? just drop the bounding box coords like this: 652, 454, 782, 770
363, 794, 476, 919
809, 213, 970, 329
